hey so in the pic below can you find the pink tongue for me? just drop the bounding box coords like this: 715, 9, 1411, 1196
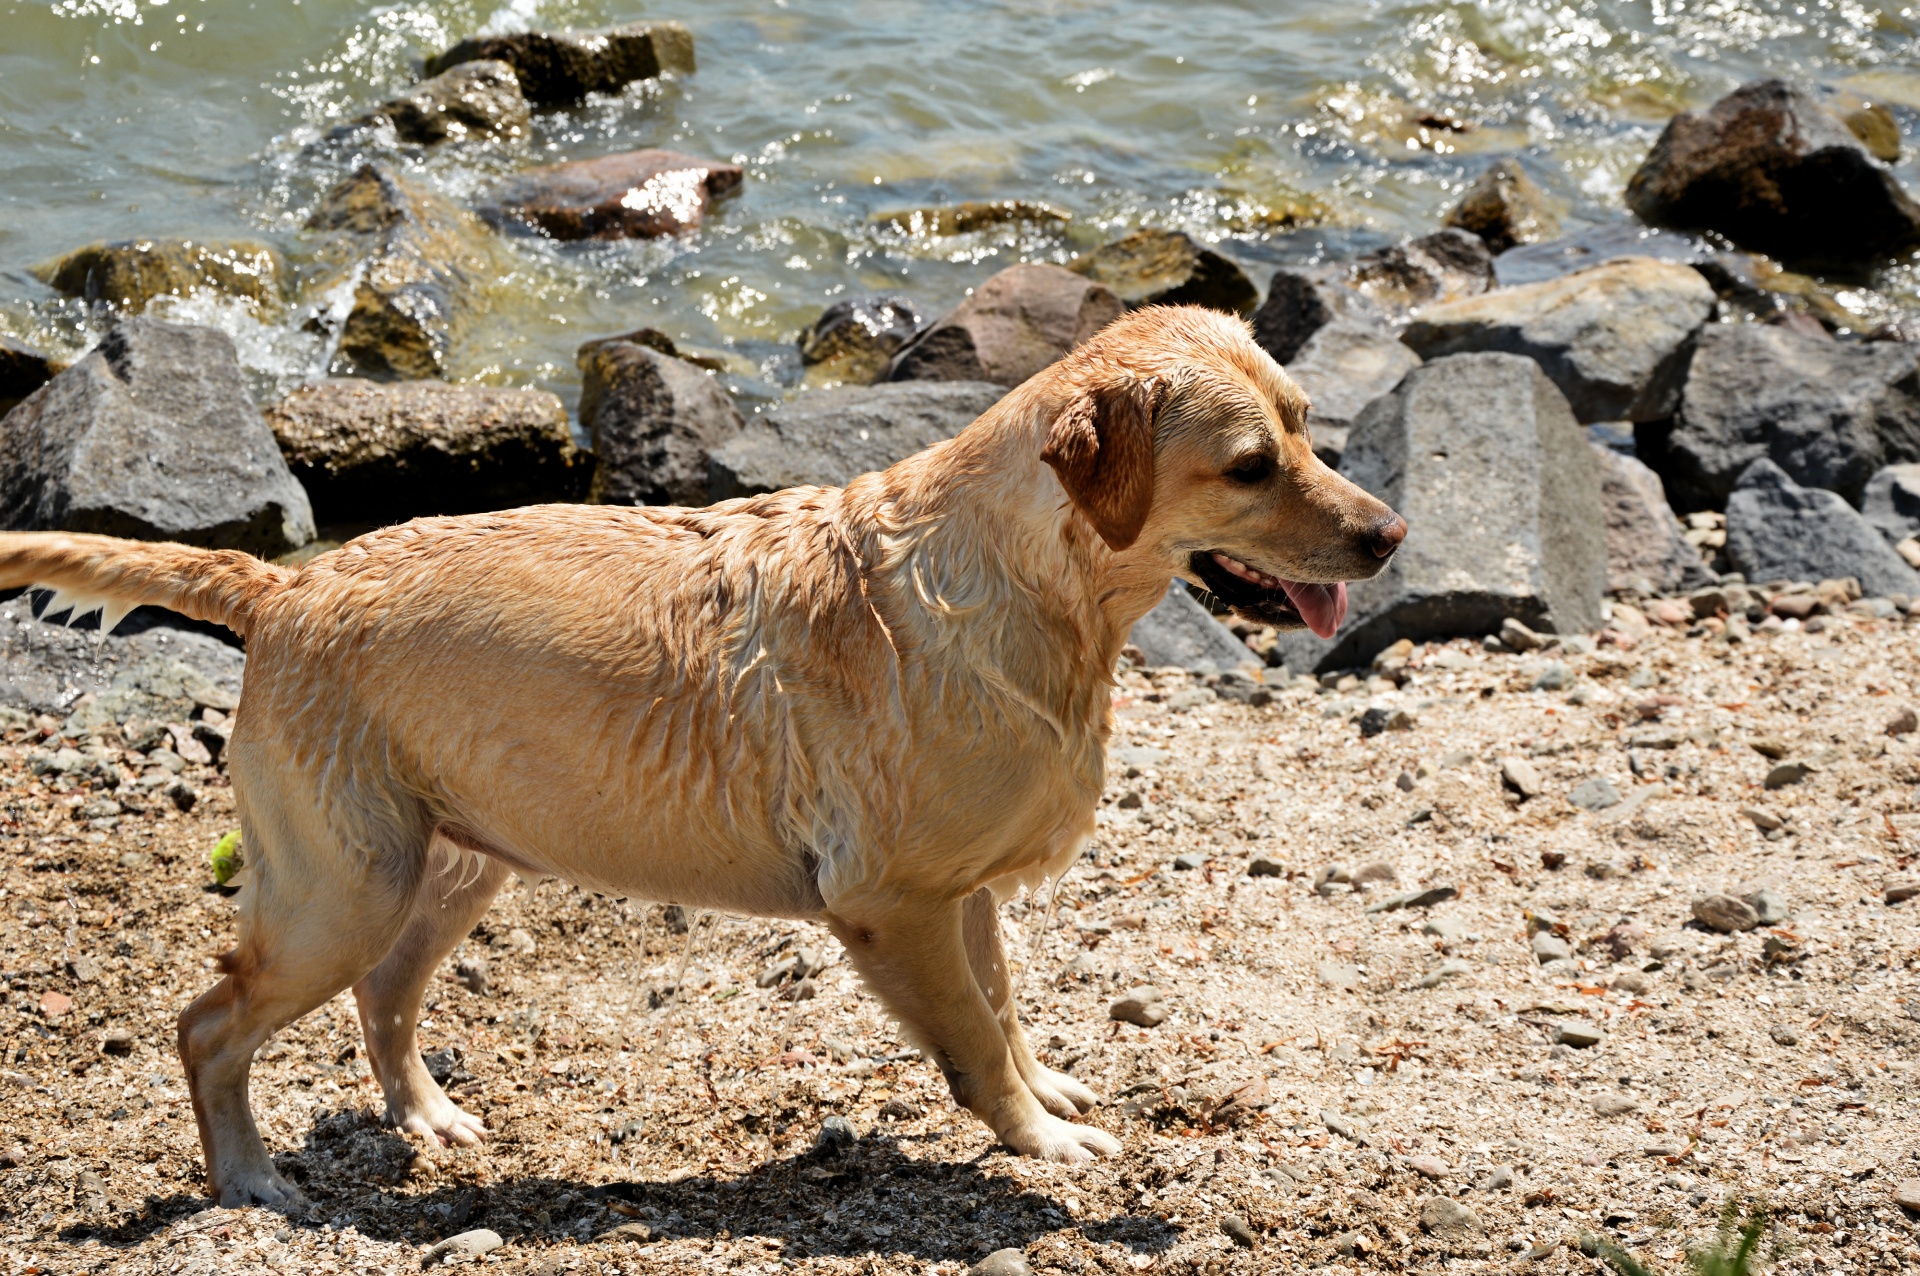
1280, 580, 1348, 639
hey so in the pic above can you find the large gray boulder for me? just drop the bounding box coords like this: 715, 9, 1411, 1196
1861, 463, 1920, 544
1, 337, 60, 417
265, 379, 587, 524
1725, 459, 1920, 595
1284, 318, 1421, 444
1644, 322, 1920, 511
0, 595, 245, 731
1594, 443, 1715, 595
708, 381, 1003, 500
890, 264, 1122, 386
1400, 257, 1714, 423
577, 334, 743, 507
424, 21, 694, 106
0, 319, 313, 556
1625, 79, 1920, 268
1126, 583, 1254, 673
1252, 231, 1492, 365
1273, 353, 1606, 672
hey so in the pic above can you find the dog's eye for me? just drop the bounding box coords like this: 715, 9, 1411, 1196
1225, 454, 1274, 484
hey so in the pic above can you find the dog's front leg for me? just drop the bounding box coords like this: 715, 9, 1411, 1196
961, 887, 1100, 1117
824, 894, 1120, 1164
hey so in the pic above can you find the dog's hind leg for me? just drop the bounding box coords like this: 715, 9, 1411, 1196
961, 887, 1099, 1117
177, 794, 421, 1209
352, 844, 507, 1147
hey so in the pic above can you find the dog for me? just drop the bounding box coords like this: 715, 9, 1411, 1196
0, 305, 1403, 1206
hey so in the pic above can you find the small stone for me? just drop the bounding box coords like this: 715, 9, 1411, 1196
420, 1229, 503, 1267
1764, 761, 1813, 789
1770, 1024, 1800, 1046
101, 1029, 135, 1055
1408, 1155, 1449, 1179
1247, 856, 1286, 878
1691, 894, 1760, 932
1892, 1179, 1920, 1213
1172, 853, 1205, 871
1532, 661, 1572, 691
1476, 1166, 1515, 1192
1109, 986, 1168, 1027
69, 955, 100, 983
812, 1115, 857, 1159
1321, 1110, 1368, 1142
1418, 959, 1473, 989
1266, 1163, 1310, 1184
970, 1249, 1034, 1276
1419, 1196, 1485, 1238
1423, 916, 1468, 943
1888, 707, 1919, 736
116, 851, 152, 870
454, 957, 489, 995
1885, 876, 1920, 905
504, 927, 537, 954
1219, 1213, 1258, 1249
1568, 777, 1622, 811
1353, 860, 1397, 885
1500, 756, 1544, 799
39, 991, 71, 1019
1551, 1021, 1603, 1048
1744, 887, 1789, 925
1741, 806, 1784, 832
1500, 617, 1543, 651
1592, 1093, 1637, 1117
1358, 706, 1413, 737
1532, 933, 1574, 964
1316, 961, 1363, 991
596, 1221, 655, 1244
1610, 971, 1649, 995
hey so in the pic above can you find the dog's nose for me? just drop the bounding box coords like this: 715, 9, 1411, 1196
1368, 514, 1407, 558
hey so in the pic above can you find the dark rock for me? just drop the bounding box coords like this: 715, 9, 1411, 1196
307, 165, 489, 381
577, 335, 744, 507
1644, 322, 1920, 510
337, 60, 529, 146
485, 149, 742, 241
1401, 257, 1714, 422
1594, 444, 1716, 595
1067, 229, 1257, 313
708, 380, 1001, 501
424, 21, 694, 106
1126, 582, 1254, 673
798, 294, 921, 386
0, 337, 62, 418
1357, 706, 1412, 737
872, 200, 1069, 238
31, 239, 285, 316
1861, 463, 1920, 544
0, 596, 245, 729
811, 1115, 858, 1158
265, 379, 586, 523
1444, 158, 1562, 253
1219, 1214, 1258, 1249
1252, 232, 1492, 364
1251, 269, 1385, 365
1725, 460, 1920, 598
1284, 319, 1421, 434
889, 263, 1122, 386
1625, 78, 1920, 267
1492, 224, 1713, 287
1274, 353, 1605, 672
1764, 760, 1813, 789
0, 319, 312, 555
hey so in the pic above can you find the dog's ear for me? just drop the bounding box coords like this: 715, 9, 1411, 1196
1040, 378, 1158, 551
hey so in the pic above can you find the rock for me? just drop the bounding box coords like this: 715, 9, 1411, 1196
1891, 707, 1920, 736
1272, 354, 1605, 672
1725, 460, 1920, 599
1357, 706, 1413, 737
425, 21, 695, 106
0, 319, 312, 555
1594, 445, 1717, 595
1624, 79, 1920, 267
0, 337, 62, 418
1067, 229, 1257, 313
1251, 270, 1385, 365
1400, 257, 1714, 423
1500, 617, 1543, 651
576, 335, 743, 507
1842, 100, 1903, 162
1477, 1166, 1515, 1192
1532, 661, 1571, 691
596, 1222, 654, 1243
1745, 887, 1789, 925
1770, 1024, 1800, 1046
420, 1229, 503, 1266
798, 294, 922, 386
1645, 323, 1920, 510
1592, 1093, 1637, 1117
812, 1115, 858, 1158
266, 379, 585, 523
101, 1028, 135, 1055
1417, 959, 1473, 988
453, 957, 488, 995
1125, 582, 1255, 675
1353, 860, 1396, 885
1247, 856, 1286, 878
1568, 777, 1622, 811
1892, 1179, 1920, 1213
1348, 230, 1496, 316
31, 238, 284, 316
1172, 852, 1205, 871
889, 263, 1122, 386
1551, 1021, 1602, 1048
1407, 1155, 1449, 1180
1862, 464, 1920, 545
484, 149, 742, 241
1419, 1196, 1484, 1239
1321, 1110, 1368, 1142
1316, 962, 1362, 991
970, 1249, 1035, 1276
707, 380, 1001, 502
1109, 985, 1168, 1027
1764, 761, 1813, 789
1444, 158, 1562, 253
1691, 894, 1760, 933
1501, 756, 1546, 799
1219, 1213, 1257, 1249
1493, 223, 1714, 288
1884, 876, 1919, 905
1365, 885, 1457, 914
0, 602, 244, 729
1532, 932, 1573, 964
1283, 319, 1422, 434
307, 165, 488, 381
338, 60, 530, 146
873, 200, 1070, 238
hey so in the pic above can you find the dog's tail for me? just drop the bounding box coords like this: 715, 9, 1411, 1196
0, 531, 294, 639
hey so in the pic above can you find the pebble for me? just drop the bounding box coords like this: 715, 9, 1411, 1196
1423, 916, 1469, 943
1321, 1110, 1367, 1142
1500, 618, 1543, 651
1407, 1154, 1449, 1179
419, 1229, 502, 1267
1531, 932, 1573, 964
1531, 661, 1571, 691
1745, 887, 1789, 925
1691, 894, 1760, 932
1591, 1093, 1637, 1117
595, 1222, 654, 1243
1247, 855, 1286, 877
1219, 1213, 1257, 1249
1417, 959, 1473, 988
1316, 961, 1362, 991
812, 1115, 857, 1159
1418, 1196, 1484, 1237
1499, 756, 1543, 798
1888, 708, 1918, 736
1886, 876, 1920, 905
969, 1249, 1033, 1276
1265, 1163, 1309, 1185
1610, 971, 1648, 995
1770, 1024, 1800, 1046
1741, 806, 1784, 832
101, 1028, 135, 1055
1551, 1021, 1602, 1048
1172, 852, 1205, 871
453, 957, 488, 995
1894, 1179, 1920, 1213
1353, 859, 1397, 885
1566, 776, 1622, 810
1764, 762, 1812, 789
1476, 1166, 1514, 1192
1109, 985, 1168, 1027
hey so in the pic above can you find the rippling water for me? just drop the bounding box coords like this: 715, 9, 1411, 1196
4, 0, 1920, 412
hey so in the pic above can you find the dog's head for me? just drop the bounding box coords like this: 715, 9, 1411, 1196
1040, 306, 1404, 637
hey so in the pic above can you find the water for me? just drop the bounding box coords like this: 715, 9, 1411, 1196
4, 0, 1920, 414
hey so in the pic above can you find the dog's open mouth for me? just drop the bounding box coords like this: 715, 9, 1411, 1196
1189, 551, 1348, 638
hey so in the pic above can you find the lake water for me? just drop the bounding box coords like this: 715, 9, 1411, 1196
4, 0, 1920, 413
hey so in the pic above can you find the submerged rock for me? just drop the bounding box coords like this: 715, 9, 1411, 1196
1725, 459, 1920, 598
265, 379, 586, 524
31, 238, 284, 316
578, 334, 743, 507
1595, 445, 1716, 595
0, 319, 313, 556
1127, 582, 1256, 674
484, 149, 742, 241
425, 21, 694, 105
707, 381, 1002, 500
0, 337, 62, 418
889, 263, 1122, 386
336, 60, 530, 146
1444, 158, 1561, 253
1401, 256, 1714, 423
798, 294, 922, 386
871, 200, 1069, 237
1274, 353, 1606, 673
1492, 223, 1713, 288
1067, 228, 1258, 314
1625, 78, 1920, 267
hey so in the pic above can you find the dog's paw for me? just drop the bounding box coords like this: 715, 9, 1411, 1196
1026, 1066, 1099, 1118
388, 1097, 488, 1147
1003, 1114, 1122, 1164
214, 1164, 307, 1211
